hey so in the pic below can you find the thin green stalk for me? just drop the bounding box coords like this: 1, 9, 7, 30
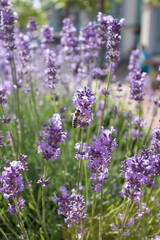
0, 227, 8, 240
84, 159, 89, 211
99, 185, 103, 240
0, 214, 19, 238
136, 101, 141, 154
123, 199, 133, 226
10, 57, 25, 153
86, 191, 97, 240
100, 61, 113, 127
52, 89, 58, 113
24, 173, 41, 222
77, 129, 84, 192
30, 80, 40, 129
14, 199, 30, 240
81, 221, 84, 240
143, 105, 158, 146
42, 161, 49, 240
1, 105, 17, 156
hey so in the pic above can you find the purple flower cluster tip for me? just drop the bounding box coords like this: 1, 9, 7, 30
38, 114, 67, 161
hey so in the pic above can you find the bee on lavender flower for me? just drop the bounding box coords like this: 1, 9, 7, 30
72, 110, 80, 128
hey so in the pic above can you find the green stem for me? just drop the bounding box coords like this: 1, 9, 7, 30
100, 61, 113, 127
77, 129, 84, 192
84, 159, 88, 211
143, 105, 158, 146
24, 173, 41, 222
42, 161, 49, 240
1, 105, 17, 156
0, 214, 19, 238
99, 185, 103, 240
14, 199, 30, 240
0, 227, 8, 240
30, 80, 40, 129
136, 101, 141, 154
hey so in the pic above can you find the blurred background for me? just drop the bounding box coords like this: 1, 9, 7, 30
12, 0, 160, 68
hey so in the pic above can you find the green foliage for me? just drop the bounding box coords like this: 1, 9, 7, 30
12, 0, 47, 30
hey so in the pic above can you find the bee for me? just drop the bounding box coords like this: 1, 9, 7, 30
72, 110, 80, 128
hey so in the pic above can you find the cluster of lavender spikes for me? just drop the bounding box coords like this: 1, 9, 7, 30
37, 114, 67, 161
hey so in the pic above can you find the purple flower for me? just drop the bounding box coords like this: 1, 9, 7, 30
152, 236, 160, 240
79, 21, 99, 61
91, 67, 104, 79
18, 154, 28, 172
41, 25, 54, 48
76, 182, 84, 192
17, 33, 30, 76
106, 16, 125, 62
136, 203, 150, 219
75, 142, 90, 161
0, 160, 25, 199
45, 49, 58, 89
130, 129, 142, 141
151, 127, 160, 155
129, 70, 146, 101
73, 86, 96, 128
53, 187, 87, 237
112, 214, 134, 236
97, 12, 109, 46
60, 18, 77, 59
128, 49, 140, 72
27, 17, 38, 32
131, 115, 146, 128
120, 148, 155, 203
0, 87, 7, 104
1, 2, 17, 55
38, 114, 67, 161
37, 174, 51, 188
123, 231, 130, 237
100, 88, 111, 98
7, 197, 25, 215
87, 127, 117, 192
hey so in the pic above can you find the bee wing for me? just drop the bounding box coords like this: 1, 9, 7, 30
67, 111, 74, 117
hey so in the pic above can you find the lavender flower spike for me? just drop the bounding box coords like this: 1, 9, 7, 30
130, 70, 146, 101
53, 187, 87, 238
45, 49, 58, 89
87, 126, 117, 192
41, 25, 54, 48
1, 1, 18, 57
38, 114, 67, 161
106, 16, 125, 63
128, 49, 140, 72
73, 86, 96, 128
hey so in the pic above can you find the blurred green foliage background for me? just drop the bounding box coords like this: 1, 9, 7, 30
12, 0, 160, 31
